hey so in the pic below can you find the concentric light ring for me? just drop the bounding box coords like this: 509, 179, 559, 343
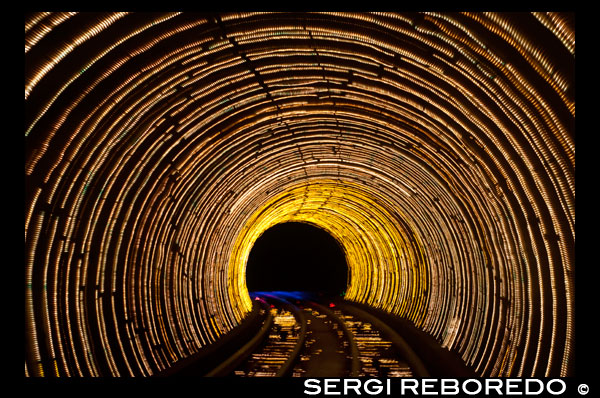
25, 12, 574, 377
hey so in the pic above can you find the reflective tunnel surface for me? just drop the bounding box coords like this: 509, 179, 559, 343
25, 12, 574, 378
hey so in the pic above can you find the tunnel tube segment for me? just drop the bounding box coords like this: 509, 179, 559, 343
25, 12, 574, 377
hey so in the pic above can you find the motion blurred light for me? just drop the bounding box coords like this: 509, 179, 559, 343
230, 179, 429, 324
25, 12, 574, 377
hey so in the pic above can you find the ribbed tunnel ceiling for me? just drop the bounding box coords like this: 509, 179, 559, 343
25, 12, 575, 378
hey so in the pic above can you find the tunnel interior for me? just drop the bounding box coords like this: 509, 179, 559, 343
245, 222, 348, 295
24, 12, 575, 379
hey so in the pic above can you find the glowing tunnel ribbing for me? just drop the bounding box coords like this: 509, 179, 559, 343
25, 12, 574, 377
229, 180, 429, 323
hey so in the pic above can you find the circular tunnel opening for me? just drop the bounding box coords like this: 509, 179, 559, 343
245, 222, 348, 296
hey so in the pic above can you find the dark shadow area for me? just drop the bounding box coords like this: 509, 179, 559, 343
245, 222, 348, 296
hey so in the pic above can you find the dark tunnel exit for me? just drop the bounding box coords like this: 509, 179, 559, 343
245, 222, 348, 296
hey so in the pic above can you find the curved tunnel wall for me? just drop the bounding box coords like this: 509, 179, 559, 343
24, 12, 575, 377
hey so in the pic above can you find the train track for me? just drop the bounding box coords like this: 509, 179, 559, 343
208, 291, 428, 378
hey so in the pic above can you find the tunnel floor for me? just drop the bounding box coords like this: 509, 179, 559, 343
296, 307, 348, 377
222, 291, 415, 378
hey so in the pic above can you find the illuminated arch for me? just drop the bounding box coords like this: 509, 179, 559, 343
229, 179, 429, 323
25, 12, 574, 377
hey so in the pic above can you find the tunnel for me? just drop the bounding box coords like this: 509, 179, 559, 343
245, 222, 348, 295
25, 12, 576, 379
